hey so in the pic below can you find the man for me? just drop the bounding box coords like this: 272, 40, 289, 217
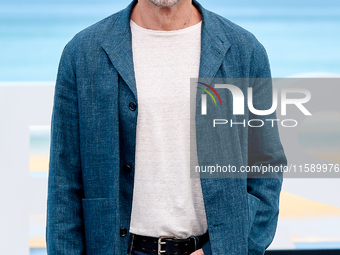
46, 0, 286, 254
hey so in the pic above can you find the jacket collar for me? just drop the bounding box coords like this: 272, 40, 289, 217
193, 0, 231, 79
101, 0, 231, 99
100, 0, 138, 99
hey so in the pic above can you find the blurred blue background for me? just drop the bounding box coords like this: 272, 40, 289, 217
0, 0, 339, 81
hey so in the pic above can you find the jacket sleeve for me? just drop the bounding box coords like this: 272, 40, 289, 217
247, 42, 287, 255
46, 41, 85, 254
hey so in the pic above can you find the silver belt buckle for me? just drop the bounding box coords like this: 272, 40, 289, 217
158, 236, 177, 255
189, 236, 197, 250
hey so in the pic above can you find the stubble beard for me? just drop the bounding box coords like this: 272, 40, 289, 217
147, 0, 181, 7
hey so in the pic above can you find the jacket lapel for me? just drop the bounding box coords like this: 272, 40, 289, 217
193, 0, 231, 79
100, 0, 138, 100
193, 0, 232, 121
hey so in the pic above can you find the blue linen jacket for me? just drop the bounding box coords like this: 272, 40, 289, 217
46, 0, 287, 254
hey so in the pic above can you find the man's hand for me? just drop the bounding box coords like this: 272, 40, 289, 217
190, 248, 205, 255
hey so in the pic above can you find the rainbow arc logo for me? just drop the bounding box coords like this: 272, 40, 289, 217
197, 82, 223, 106
197, 82, 223, 115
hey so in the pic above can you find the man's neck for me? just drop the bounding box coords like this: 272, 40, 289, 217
130, 0, 201, 31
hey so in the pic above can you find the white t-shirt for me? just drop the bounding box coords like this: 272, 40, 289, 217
129, 20, 207, 239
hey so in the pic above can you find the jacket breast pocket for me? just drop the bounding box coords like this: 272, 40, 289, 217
82, 197, 117, 254
247, 193, 260, 234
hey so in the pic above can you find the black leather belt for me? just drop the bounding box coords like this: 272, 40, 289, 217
129, 231, 209, 255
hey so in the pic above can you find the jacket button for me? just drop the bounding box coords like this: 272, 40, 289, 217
129, 102, 137, 111
123, 164, 131, 173
120, 228, 127, 237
